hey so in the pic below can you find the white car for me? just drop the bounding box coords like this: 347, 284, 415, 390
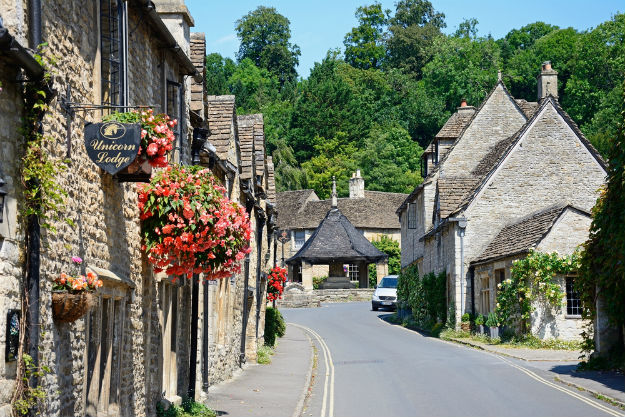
371, 275, 398, 311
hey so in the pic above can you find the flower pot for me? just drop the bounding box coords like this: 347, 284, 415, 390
478, 325, 484, 334
489, 326, 499, 339
460, 322, 471, 332
114, 157, 152, 183
52, 291, 96, 323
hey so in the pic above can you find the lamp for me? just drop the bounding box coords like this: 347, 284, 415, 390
0, 175, 7, 223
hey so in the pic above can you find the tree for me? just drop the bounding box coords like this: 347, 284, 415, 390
423, 35, 501, 110
578, 80, 625, 358
368, 235, 401, 287
385, 0, 446, 76
228, 58, 280, 113
497, 22, 559, 63
205, 53, 236, 96
343, 3, 389, 70
272, 140, 306, 192
355, 124, 423, 193
454, 18, 479, 40
236, 6, 301, 85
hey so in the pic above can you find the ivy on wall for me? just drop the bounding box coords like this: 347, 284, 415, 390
495, 250, 580, 327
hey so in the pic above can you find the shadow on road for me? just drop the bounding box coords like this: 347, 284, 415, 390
549, 365, 625, 394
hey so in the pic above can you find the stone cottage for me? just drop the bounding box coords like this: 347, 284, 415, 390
397, 63, 606, 340
276, 170, 405, 287
0, 1, 275, 416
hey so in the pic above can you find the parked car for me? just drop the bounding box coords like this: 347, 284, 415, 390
371, 275, 398, 311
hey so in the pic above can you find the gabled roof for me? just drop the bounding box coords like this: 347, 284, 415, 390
449, 96, 608, 217
278, 190, 407, 230
276, 189, 319, 228
207, 95, 236, 160
189, 33, 206, 113
437, 177, 480, 218
435, 107, 476, 139
237, 115, 255, 180
515, 99, 539, 118
472, 204, 590, 265
286, 207, 388, 265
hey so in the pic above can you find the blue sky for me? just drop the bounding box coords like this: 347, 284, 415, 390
185, 0, 623, 79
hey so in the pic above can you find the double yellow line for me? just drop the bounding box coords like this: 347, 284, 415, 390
494, 354, 625, 417
289, 323, 335, 417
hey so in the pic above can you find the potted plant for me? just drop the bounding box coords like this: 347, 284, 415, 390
474, 314, 485, 334
485, 312, 500, 339
51, 256, 103, 323
105, 109, 177, 182
460, 313, 471, 332
138, 164, 252, 279
267, 266, 287, 307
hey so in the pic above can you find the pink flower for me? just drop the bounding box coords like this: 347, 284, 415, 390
72, 256, 82, 264
147, 143, 159, 156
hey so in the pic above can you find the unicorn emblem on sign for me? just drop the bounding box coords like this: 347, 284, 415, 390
99, 121, 126, 140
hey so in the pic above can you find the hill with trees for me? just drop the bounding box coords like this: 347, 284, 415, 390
206, 2, 625, 197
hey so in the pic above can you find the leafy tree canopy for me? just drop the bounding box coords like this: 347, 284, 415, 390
344, 3, 389, 70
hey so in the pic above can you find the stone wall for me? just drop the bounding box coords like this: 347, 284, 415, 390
277, 286, 376, 309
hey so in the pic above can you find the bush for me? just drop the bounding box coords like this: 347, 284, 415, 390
264, 306, 286, 347
313, 276, 327, 289
157, 398, 216, 417
474, 314, 485, 326
461, 313, 470, 323
397, 265, 447, 329
485, 312, 499, 327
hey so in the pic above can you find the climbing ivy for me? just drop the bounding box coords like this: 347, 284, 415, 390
577, 79, 625, 358
495, 250, 580, 327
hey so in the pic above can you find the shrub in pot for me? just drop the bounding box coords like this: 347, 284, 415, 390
485, 312, 500, 339
460, 312, 471, 332
474, 314, 485, 334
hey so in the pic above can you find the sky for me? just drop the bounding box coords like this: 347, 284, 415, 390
185, 0, 623, 79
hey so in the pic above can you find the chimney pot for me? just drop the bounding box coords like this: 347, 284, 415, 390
460, 99, 467, 107
542, 61, 552, 71
537, 60, 558, 100
349, 169, 365, 199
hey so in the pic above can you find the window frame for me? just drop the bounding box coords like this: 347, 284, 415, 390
565, 276, 582, 318
293, 230, 306, 250
407, 203, 417, 229
100, 0, 128, 109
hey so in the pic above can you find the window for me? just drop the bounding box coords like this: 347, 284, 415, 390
294, 230, 305, 250
566, 277, 582, 316
494, 268, 505, 298
100, 0, 127, 108
346, 264, 359, 281
167, 80, 182, 147
408, 203, 417, 229
480, 276, 490, 314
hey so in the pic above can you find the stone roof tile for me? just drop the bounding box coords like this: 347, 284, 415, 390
237, 114, 256, 180
437, 177, 480, 219
207, 95, 236, 160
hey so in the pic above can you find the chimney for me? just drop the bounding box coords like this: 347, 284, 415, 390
349, 170, 365, 199
537, 61, 558, 100
460, 98, 467, 107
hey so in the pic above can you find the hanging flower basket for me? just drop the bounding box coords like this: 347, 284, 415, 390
104, 109, 177, 182
52, 291, 96, 323
138, 164, 252, 279
51, 256, 103, 323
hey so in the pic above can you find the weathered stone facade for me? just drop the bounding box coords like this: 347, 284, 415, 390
0, 1, 275, 416
398, 65, 606, 339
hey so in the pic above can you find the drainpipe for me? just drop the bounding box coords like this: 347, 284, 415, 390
254, 209, 266, 340
202, 279, 209, 389
26, 0, 42, 394
239, 189, 254, 365
458, 219, 467, 315
470, 266, 475, 314
188, 275, 199, 399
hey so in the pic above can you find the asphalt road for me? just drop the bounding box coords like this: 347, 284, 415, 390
282, 302, 624, 417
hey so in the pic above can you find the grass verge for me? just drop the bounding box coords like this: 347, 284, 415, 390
257, 345, 274, 364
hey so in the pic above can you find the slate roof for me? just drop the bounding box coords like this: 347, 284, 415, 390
437, 177, 480, 218
449, 96, 608, 217
207, 95, 236, 160
286, 207, 388, 264
435, 107, 476, 139
237, 115, 255, 180
189, 33, 206, 113
250, 114, 265, 177
266, 156, 277, 204
277, 190, 407, 230
472, 204, 590, 264
515, 99, 539, 118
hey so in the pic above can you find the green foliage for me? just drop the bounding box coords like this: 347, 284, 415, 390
344, 3, 388, 70
205, 53, 236, 96
474, 314, 485, 326
13, 354, 51, 416
229, 58, 280, 113
20, 46, 68, 233
156, 398, 216, 417
313, 276, 327, 290
461, 313, 470, 323
578, 78, 625, 357
235, 6, 300, 85
485, 312, 499, 327
257, 345, 274, 364
368, 235, 400, 287
495, 250, 579, 327
397, 265, 447, 329
264, 306, 286, 347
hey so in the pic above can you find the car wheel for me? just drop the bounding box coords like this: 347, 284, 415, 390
372, 303, 379, 311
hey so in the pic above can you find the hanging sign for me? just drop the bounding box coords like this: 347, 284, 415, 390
84, 121, 141, 175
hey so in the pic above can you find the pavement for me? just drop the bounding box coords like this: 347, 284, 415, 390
447, 336, 625, 407
205, 324, 313, 417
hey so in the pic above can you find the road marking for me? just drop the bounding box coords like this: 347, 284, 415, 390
382, 318, 624, 417
289, 323, 335, 417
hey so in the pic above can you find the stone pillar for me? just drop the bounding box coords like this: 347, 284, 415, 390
301, 261, 313, 290
358, 262, 368, 288
376, 261, 388, 284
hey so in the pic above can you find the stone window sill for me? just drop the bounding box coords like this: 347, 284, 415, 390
565, 315, 582, 319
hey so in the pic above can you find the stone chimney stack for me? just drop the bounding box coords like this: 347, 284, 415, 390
537, 61, 558, 100
349, 170, 365, 199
